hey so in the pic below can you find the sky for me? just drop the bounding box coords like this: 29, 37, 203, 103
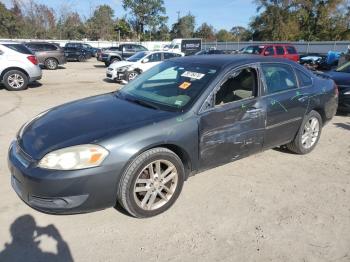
1, 0, 257, 30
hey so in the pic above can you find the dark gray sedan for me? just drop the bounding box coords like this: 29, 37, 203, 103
8, 55, 338, 218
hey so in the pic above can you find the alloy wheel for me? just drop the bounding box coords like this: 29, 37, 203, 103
133, 160, 178, 211
301, 116, 320, 149
8, 74, 25, 89
128, 72, 138, 81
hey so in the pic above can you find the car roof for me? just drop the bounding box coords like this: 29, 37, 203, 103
0, 41, 23, 45
170, 54, 297, 68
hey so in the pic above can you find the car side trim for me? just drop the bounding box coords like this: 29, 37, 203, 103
266, 116, 302, 130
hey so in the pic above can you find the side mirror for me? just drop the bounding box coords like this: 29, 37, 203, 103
264, 51, 270, 56
142, 58, 149, 63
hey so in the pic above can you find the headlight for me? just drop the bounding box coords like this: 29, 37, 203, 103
38, 144, 109, 170
117, 66, 130, 72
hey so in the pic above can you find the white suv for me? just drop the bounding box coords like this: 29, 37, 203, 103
106, 51, 183, 83
0, 42, 42, 91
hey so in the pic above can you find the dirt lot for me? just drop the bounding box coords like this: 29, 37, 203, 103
0, 59, 349, 262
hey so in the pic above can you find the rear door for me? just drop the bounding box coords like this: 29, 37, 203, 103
199, 65, 265, 169
259, 62, 308, 149
285, 46, 299, 62
275, 46, 286, 59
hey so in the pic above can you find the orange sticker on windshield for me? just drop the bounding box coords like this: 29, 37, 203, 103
179, 82, 191, 89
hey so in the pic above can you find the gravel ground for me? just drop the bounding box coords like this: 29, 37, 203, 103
0, 59, 349, 262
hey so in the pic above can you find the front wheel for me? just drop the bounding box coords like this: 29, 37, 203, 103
78, 55, 85, 62
117, 148, 185, 218
287, 110, 322, 154
126, 71, 139, 82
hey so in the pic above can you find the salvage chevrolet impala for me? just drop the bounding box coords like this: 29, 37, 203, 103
8, 55, 338, 218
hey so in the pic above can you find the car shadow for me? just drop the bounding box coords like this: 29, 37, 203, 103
333, 122, 350, 131
0, 214, 74, 262
273, 145, 297, 155
103, 78, 115, 83
93, 65, 106, 68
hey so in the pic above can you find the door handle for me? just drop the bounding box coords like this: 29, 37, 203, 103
246, 108, 262, 118
298, 96, 308, 102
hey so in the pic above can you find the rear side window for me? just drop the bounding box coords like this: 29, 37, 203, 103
276, 46, 285, 55
4, 44, 32, 54
295, 68, 312, 87
147, 53, 162, 62
286, 46, 297, 54
265, 46, 275, 56
163, 53, 181, 60
43, 44, 58, 51
262, 63, 298, 94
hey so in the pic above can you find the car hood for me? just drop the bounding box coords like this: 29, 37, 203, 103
324, 71, 350, 87
18, 93, 175, 160
109, 61, 134, 69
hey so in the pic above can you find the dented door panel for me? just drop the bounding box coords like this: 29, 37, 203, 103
198, 98, 265, 170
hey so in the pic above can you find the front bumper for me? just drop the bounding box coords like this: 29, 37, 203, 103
106, 70, 127, 83
8, 141, 119, 214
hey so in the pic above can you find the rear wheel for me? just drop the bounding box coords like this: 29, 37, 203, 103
286, 110, 322, 154
3, 70, 28, 91
117, 148, 185, 218
45, 58, 58, 70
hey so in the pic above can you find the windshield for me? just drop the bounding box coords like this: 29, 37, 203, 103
336, 61, 350, 73
127, 51, 149, 62
242, 45, 264, 55
118, 61, 219, 111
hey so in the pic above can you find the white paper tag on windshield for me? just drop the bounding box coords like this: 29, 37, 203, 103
181, 71, 205, 80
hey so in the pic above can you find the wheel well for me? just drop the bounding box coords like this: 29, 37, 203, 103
45, 57, 58, 63
310, 107, 327, 126
134, 68, 143, 74
0, 67, 29, 81
150, 144, 192, 179
110, 56, 121, 61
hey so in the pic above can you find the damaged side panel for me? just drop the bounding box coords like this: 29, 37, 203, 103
198, 99, 265, 170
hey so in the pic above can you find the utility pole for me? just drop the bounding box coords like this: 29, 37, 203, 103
176, 11, 180, 22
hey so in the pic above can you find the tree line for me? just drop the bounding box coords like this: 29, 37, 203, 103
0, 0, 349, 42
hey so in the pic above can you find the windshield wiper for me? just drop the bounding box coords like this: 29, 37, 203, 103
125, 97, 160, 110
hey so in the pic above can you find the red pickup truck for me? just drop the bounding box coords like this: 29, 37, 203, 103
242, 44, 299, 62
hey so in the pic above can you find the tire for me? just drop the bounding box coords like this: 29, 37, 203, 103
3, 70, 29, 91
117, 147, 185, 218
286, 110, 322, 154
126, 71, 139, 82
78, 55, 85, 62
44, 58, 58, 70
110, 58, 121, 64
104, 62, 110, 67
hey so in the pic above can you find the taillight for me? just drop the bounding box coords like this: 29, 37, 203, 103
27, 55, 38, 65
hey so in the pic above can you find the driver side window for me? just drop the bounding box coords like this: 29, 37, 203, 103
215, 67, 258, 106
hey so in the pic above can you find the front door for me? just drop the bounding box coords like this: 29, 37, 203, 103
199, 66, 265, 170
142, 53, 162, 72
259, 63, 308, 149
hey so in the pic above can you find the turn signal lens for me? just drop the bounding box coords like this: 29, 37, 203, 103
38, 145, 109, 170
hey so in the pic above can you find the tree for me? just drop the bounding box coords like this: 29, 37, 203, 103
122, 0, 167, 37
230, 26, 251, 41
171, 13, 196, 38
115, 18, 132, 40
86, 5, 115, 40
195, 23, 215, 41
0, 2, 19, 38
216, 29, 233, 42
57, 12, 86, 40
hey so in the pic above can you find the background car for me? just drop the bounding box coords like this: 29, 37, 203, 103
0, 42, 42, 91
325, 61, 350, 112
106, 51, 183, 82
65, 42, 94, 58
195, 49, 226, 55
64, 47, 91, 62
24, 42, 66, 70
82, 43, 100, 57
241, 44, 299, 62
100, 44, 148, 66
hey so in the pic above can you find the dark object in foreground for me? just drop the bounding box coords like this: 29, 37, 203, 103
8, 55, 338, 218
324, 61, 350, 112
